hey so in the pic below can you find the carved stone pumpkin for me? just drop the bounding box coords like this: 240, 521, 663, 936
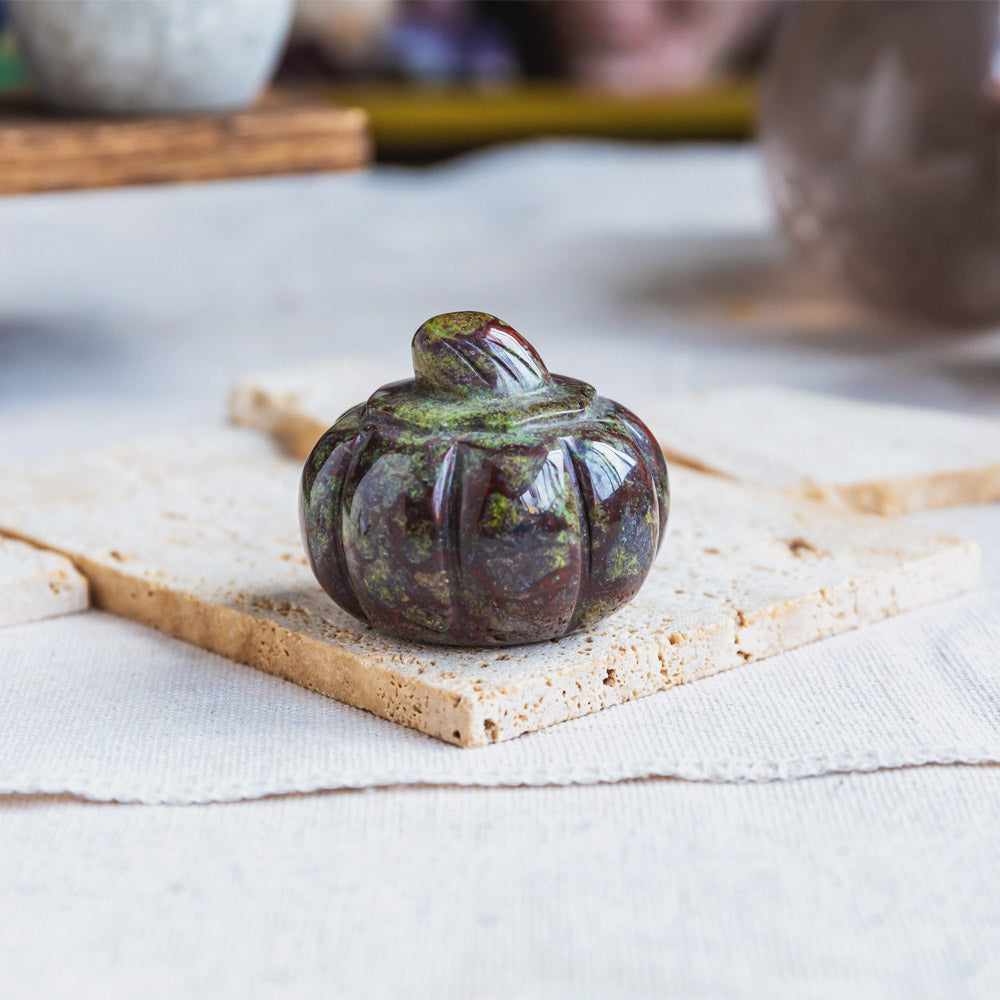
301, 311, 669, 646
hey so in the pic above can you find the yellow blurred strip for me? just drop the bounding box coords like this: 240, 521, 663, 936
320, 81, 756, 150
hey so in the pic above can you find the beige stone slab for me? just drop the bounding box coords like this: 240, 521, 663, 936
0, 426, 979, 746
229, 364, 1000, 516
644, 386, 1000, 516
228, 357, 392, 465
0, 536, 88, 628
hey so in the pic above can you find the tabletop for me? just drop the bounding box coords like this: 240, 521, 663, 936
1, 141, 998, 998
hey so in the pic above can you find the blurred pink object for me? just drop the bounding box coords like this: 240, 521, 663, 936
761, 0, 1000, 326
552, 0, 777, 92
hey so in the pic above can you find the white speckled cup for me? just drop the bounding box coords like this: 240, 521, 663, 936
8, 0, 294, 114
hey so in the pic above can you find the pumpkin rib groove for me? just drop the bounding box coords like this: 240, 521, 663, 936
561, 436, 593, 634
338, 426, 375, 623
432, 441, 463, 640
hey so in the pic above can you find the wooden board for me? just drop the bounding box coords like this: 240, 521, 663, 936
0, 426, 978, 746
229, 363, 1000, 516
0, 535, 88, 628
0, 88, 371, 194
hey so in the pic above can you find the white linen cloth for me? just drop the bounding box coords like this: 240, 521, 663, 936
1, 142, 999, 996
2, 767, 999, 999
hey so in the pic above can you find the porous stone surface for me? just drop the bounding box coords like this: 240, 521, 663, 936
0, 536, 88, 629
0, 426, 979, 746
644, 386, 1000, 515
228, 356, 397, 460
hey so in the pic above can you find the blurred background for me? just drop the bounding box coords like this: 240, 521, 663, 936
0, 0, 777, 160
276, 0, 776, 159
3, 0, 1000, 417
4, 0, 1000, 330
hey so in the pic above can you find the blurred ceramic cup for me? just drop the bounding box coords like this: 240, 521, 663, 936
8, 0, 293, 114
760, 1, 1000, 326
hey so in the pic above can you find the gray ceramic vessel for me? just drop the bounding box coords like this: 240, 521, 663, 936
9, 0, 293, 114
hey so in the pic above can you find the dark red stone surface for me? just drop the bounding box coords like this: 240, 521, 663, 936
300, 311, 669, 646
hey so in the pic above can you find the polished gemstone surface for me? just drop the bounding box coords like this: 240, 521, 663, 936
300, 311, 669, 646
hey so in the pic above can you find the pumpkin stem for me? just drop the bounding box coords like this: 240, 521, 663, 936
412, 311, 551, 398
